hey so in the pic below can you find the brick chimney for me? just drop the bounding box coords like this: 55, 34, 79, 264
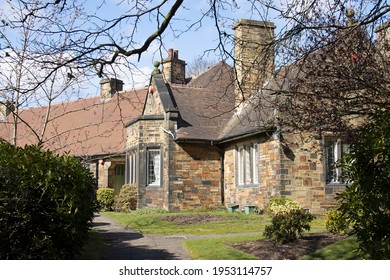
100, 78, 124, 100
233, 19, 275, 108
0, 100, 14, 121
161, 48, 186, 84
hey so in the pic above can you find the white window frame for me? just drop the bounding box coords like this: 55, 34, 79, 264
236, 144, 259, 187
126, 151, 137, 184
253, 144, 259, 184
147, 149, 161, 186
325, 138, 349, 184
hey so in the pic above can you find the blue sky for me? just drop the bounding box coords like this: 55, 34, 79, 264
1, 0, 383, 101
78, 0, 289, 92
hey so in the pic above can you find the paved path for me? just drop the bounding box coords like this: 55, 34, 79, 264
92, 213, 192, 260
92, 213, 261, 260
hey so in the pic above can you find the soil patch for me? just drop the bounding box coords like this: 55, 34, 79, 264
160, 214, 235, 225
231, 233, 345, 260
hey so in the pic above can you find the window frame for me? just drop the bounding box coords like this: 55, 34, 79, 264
236, 143, 260, 187
126, 151, 137, 185
324, 138, 349, 185
147, 148, 161, 187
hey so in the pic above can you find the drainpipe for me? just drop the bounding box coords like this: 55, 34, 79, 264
219, 149, 225, 205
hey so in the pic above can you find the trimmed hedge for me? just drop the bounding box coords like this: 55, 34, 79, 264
0, 141, 97, 259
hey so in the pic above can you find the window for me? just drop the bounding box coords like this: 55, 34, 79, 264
147, 149, 161, 186
253, 144, 259, 184
126, 151, 137, 184
236, 144, 259, 186
325, 139, 349, 184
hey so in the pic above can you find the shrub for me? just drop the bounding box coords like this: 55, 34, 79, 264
337, 109, 390, 259
325, 208, 350, 235
0, 141, 97, 259
264, 198, 315, 243
96, 188, 115, 211
267, 197, 301, 215
115, 184, 137, 212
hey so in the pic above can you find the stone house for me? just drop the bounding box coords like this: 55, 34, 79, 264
1, 17, 387, 214
125, 18, 389, 215
0, 79, 147, 193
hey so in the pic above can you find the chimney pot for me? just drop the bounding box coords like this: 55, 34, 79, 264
161, 49, 186, 84
168, 48, 174, 58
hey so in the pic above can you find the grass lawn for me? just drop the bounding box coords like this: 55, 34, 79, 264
103, 210, 272, 235
100, 210, 363, 260
184, 235, 263, 260
300, 236, 367, 260
75, 230, 106, 260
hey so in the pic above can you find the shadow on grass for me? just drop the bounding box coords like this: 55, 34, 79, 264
301, 237, 367, 260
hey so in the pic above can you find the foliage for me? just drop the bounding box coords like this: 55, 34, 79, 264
325, 208, 350, 235
267, 198, 301, 215
337, 109, 390, 259
0, 140, 97, 259
264, 198, 315, 243
264, 208, 315, 243
96, 188, 115, 211
115, 184, 137, 212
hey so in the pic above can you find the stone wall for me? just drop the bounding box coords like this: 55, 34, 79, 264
233, 19, 275, 107
222, 132, 342, 215
279, 133, 343, 215
127, 117, 166, 209
168, 142, 222, 211
223, 134, 281, 210
161, 49, 186, 84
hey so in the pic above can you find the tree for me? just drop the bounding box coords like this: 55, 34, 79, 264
0, 1, 86, 146
337, 109, 390, 259
1, 1, 388, 140
186, 56, 217, 78
270, 7, 390, 140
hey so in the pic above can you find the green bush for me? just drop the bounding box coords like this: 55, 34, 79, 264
115, 184, 137, 212
97, 188, 115, 211
264, 198, 315, 243
325, 209, 350, 235
267, 198, 301, 215
337, 109, 390, 259
0, 141, 97, 259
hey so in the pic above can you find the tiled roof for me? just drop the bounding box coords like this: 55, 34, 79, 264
171, 61, 279, 142
0, 89, 147, 157
170, 61, 236, 141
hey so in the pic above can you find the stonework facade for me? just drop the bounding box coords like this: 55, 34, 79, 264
233, 19, 275, 107
122, 17, 385, 215
161, 49, 186, 84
